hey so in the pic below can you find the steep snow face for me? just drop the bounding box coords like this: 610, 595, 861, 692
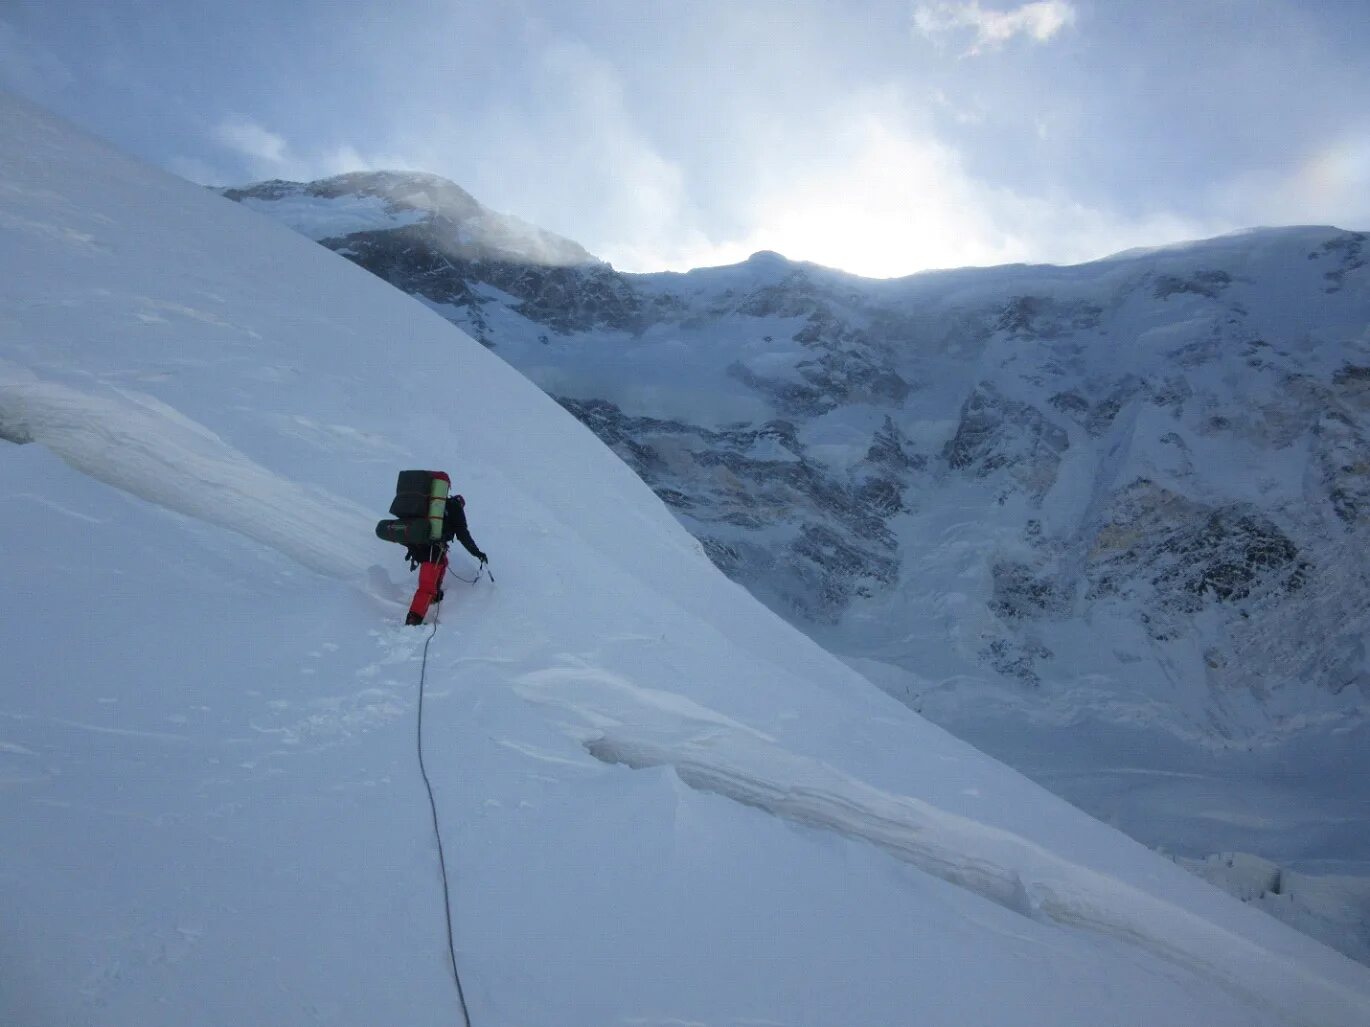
231, 171, 1370, 955
6, 93, 1370, 1026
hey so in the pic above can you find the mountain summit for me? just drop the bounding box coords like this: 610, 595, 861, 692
223, 169, 599, 268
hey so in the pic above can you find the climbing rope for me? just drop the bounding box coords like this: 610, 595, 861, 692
448, 561, 492, 585
415, 597, 475, 1027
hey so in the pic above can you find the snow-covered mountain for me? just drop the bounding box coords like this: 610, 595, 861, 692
226, 171, 1370, 960
224, 171, 597, 268
7, 92, 1370, 1025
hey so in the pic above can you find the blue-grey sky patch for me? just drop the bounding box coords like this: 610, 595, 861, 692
2, 1, 1367, 277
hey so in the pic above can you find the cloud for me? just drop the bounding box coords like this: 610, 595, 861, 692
174, 4, 1349, 280
0, 19, 74, 97
407, 36, 696, 270
1298, 135, 1370, 217
606, 107, 1220, 279
1209, 130, 1370, 231
166, 155, 231, 187
207, 114, 413, 185
214, 115, 289, 169
914, 1, 1076, 55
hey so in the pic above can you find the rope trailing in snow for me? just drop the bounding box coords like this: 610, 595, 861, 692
415, 598, 475, 1027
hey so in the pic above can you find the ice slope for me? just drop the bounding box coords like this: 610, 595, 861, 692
4, 92, 1370, 1026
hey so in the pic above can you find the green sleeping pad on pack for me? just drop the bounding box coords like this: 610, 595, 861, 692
376, 469, 450, 546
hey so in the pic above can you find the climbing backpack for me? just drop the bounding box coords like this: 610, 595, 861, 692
375, 470, 450, 546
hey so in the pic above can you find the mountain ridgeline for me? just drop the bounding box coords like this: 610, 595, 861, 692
223, 174, 1370, 747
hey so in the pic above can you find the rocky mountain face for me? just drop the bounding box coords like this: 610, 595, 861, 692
226, 174, 1370, 957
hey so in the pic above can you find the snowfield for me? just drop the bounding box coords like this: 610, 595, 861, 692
3, 91, 1370, 1026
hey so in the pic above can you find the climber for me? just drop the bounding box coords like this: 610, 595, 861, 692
405, 493, 487, 626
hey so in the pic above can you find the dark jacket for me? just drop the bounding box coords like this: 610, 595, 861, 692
406, 497, 485, 565
442, 498, 484, 560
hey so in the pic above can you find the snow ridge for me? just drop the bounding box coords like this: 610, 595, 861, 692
516, 664, 1370, 1027
0, 365, 376, 580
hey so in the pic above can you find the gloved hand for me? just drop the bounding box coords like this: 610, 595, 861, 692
477, 552, 488, 565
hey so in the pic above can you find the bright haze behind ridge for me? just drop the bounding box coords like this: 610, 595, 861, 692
3, 0, 1369, 278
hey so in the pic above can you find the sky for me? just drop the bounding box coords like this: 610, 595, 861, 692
3, 0, 1369, 278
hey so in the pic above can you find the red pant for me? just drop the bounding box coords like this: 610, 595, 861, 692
407, 553, 449, 622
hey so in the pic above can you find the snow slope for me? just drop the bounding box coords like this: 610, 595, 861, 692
4, 92, 1370, 1026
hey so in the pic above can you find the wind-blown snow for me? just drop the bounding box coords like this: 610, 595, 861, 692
235, 192, 428, 241
4, 91, 1370, 1026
